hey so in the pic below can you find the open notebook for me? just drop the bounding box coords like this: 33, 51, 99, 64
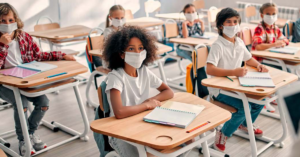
143, 101, 205, 128
0, 61, 57, 78
268, 47, 300, 55
238, 72, 275, 87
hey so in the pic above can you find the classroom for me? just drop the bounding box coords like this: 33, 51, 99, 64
0, 0, 300, 157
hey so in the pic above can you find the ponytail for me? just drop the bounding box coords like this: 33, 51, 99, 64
106, 14, 110, 28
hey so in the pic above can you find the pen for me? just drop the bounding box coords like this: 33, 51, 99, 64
186, 121, 210, 133
226, 76, 234, 82
45, 72, 67, 79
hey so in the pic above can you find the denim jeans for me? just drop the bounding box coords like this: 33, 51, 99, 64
213, 93, 264, 137
176, 45, 192, 61
109, 137, 139, 157
0, 85, 49, 141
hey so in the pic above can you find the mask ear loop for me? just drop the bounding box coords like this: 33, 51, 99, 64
179, 10, 184, 23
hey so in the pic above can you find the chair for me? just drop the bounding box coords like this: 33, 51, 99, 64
193, 0, 205, 10
34, 17, 82, 55
207, 6, 220, 32
144, 0, 161, 17
244, 5, 256, 23
239, 27, 253, 50
125, 10, 134, 20
283, 20, 294, 40
85, 27, 111, 108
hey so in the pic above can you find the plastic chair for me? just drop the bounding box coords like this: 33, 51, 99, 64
207, 6, 220, 32
244, 5, 256, 23
144, 0, 161, 17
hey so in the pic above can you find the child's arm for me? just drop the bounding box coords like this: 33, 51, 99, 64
255, 40, 286, 50
206, 63, 248, 77
145, 83, 174, 102
252, 26, 286, 50
245, 58, 269, 72
110, 89, 161, 119
181, 21, 189, 38
194, 19, 205, 33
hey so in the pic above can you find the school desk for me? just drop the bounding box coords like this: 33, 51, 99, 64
251, 43, 300, 76
202, 66, 298, 157
126, 17, 164, 28
0, 61, 89, 157
250, 18, 288, 28
90, 92, 231, 157
28, 25, 92, 51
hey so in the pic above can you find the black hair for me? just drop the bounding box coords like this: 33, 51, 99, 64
103, 26, 157, 70
216, 7, 241, 36
182, 4, 195, 13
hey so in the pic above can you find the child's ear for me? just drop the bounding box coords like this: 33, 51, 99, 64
260, 13, 263, 19
120, 53, 125, 59
109, 15, 112, 20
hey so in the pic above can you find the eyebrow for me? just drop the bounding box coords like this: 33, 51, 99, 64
128, 44, 143, 46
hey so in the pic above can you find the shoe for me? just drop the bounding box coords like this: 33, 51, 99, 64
19, 141, 36, 156
30, 133, 47, 151
238, 124, 263, 137
264, 103, 275, 113
213, 130, 227, 152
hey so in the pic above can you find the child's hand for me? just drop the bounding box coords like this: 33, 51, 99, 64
63, 55, 76, 61
257, 64, 268, 72
143, 99, 161, 110
233, 68, 248, 77
274, 40, 286, 48
0, 33, 12, 45
194, 19, 203, 24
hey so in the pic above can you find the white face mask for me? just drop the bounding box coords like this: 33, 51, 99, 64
124, 49, 147, 68
111, 18, 126, 27
263, 14, 277, 25
0, 22, 18, 35
222, 24, 240, 38
184, 13, 197, 22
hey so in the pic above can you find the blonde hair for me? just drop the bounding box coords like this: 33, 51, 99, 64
0, 3, 23, 39
259, 2, 277, 43
106, 5, 125, 28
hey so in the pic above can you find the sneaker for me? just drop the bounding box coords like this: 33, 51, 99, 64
213, 130, 227, 152
238, 124, 263, 137
19, 141, 36, 156
30, 133, 47, 151
264, 103, 275, 113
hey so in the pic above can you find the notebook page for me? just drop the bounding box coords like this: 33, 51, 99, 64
18, 61, 58, 72
161, 101, 205, 116
243, 72, 271, 79
0, 67, 39, 78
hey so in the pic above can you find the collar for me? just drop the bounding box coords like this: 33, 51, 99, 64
218, 35, 239, 46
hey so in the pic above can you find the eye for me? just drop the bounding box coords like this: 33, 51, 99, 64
129, 48, 134, 51
139, 47, 144, 50
1, 20, 5, 23
9, 19, 13, 22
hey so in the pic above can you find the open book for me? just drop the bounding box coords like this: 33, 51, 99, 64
143, 101, 205, 128
238, 72, 275, 88
268, 47, 300, 55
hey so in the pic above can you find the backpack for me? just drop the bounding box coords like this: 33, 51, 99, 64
292, 18, 300, 43
93, 72, 123, 157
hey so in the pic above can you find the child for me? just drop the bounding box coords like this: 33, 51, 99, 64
251, 2, 289, 112
206, 8, 268, 152
0, 3, 75, 156
252, 2, 289, 51
92, 5, 125, 68
102, 26, 174, 156
176, 3, 205, 61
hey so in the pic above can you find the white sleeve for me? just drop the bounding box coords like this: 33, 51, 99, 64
105, 74, 123, 93
146, 67, 163, 89
206, 43, 222, 67
242, 45, 252, 61
103, 27, 113, 40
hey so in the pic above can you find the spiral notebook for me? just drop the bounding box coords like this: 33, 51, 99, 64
268, 47, 300, 55
143, 101, 205, 128
238, 72, 275, 87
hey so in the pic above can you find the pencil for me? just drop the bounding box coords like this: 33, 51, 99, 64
186, 121, 210, 133
244, 61, 247, 69
226, 76, 234, 82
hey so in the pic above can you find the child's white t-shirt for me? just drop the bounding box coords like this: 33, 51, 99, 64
105, 66, 163, 117
206, 36, 252, 97
4, 40, 22, 68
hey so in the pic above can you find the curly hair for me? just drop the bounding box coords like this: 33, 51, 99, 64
103, 26, 157, 70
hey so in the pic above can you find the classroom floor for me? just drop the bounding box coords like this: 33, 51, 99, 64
0, 54, 297, 157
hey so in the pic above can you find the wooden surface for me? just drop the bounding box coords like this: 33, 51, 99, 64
89, 42, 172, 57
20, 79, 76, 93
28, 25, 92, 40
90, 92, 231, 150
34, 23, 60, 32
126, 17, 164, 28
202, 66, 298, 96
251, 43, 300, 62
155, 13, 207, 20
0, 149, 6, 157
250, 18, 287, 28
240, 22, 257, 30
0, 61, 88, 88
170, 32, 218, 46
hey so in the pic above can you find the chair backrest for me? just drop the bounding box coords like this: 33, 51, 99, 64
193, 0, 205, 10
125, 10, 134, 20
87, 35, 105, 51
163, 20, 179, 38
97, 82, 105, 112
283, 21, 294, 38
245, 5, 256, 23
240, 27, 252, 46
192, 45, 209, 73
207, 6, 219, 23
34, 16, 60, 32
144, 0, 161, 17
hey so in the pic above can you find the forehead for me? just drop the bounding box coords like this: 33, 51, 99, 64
128, 37, 142, 45
225, 16, 239, 21
111, 10, 124, 16
185, 6, 195, 12
0, 10, 14, 19
263, 6, 277, 13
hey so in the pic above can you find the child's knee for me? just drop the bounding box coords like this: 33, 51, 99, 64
23, 107, 27, 112
41, 106, 49, 112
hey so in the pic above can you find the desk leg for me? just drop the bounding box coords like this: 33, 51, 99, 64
237, 92, 257, 157
12, 87, 31, 157
200, 133, 210, 157
157, 58, 168, 84
47, 40, 54, 51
